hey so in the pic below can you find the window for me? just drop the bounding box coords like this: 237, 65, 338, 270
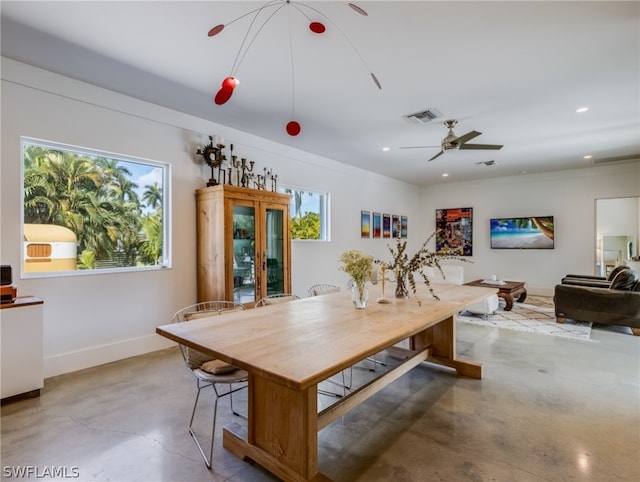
21, 137, 171, 276
279, 186, 329, 241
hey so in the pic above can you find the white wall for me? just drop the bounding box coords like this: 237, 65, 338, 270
418, 164, 640, 295
3, 58, 639, 377
597, 197, 639, 237
1, 58, 419, 377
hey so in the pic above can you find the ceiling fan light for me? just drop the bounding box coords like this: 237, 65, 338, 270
309, 22, 326, 34
286, 121, 301, 136
208, 24, 225, 37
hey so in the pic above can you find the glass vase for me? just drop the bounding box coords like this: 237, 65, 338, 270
351, 282, 369, 309
395, 274, 409, 299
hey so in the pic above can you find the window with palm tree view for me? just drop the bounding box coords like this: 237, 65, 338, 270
22, 138, 170, 276
279, 186, 329, 241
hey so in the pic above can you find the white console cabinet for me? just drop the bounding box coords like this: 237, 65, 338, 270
1, 297, 44, 400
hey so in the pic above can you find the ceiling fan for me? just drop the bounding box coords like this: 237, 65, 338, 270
400, 119, 503, 162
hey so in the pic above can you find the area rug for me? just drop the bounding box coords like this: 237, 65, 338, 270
457, 295, 596, 342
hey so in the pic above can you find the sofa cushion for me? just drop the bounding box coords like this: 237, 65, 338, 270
561, 277, 610, 288
610, 269, 638, 291
201, 359, 237, 375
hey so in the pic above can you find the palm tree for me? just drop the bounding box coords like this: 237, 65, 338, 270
531, 217, 554, 240
96, 158, 140, 205
24, 147, 57, 224
139, 214, 163, 265
142, 183, 163, 210
24, 148, 101, 231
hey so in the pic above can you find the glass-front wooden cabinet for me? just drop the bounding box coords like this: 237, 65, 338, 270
196, 185, 291, 307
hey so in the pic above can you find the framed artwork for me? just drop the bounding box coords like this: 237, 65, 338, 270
435, 207, 473, 256
361, 211, 371, 238
401, 216, 408, 238
392, 215, 400, 238
372, 212, 381, 238
382, 214, 391, 238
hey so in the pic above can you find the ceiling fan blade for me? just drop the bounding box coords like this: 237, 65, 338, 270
399, 145, 440, 149
454, 130, 482, 145
428, 150, 444, 162
458, 143, 503, 150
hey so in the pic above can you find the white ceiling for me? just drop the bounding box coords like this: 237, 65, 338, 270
2, 1, 639, 186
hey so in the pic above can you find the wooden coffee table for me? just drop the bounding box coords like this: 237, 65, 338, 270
464, 279, 527, 311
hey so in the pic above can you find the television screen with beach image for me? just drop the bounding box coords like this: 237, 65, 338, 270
490, 216, 554, 249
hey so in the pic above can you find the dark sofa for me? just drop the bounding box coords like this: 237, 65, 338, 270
554, 268, 640, 336
560, 265, 628, 288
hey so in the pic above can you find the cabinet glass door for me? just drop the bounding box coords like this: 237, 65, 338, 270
265, 207, 285, 296
232, 205, 256, 305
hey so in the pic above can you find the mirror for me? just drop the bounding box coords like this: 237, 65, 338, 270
595, 196, 640, 276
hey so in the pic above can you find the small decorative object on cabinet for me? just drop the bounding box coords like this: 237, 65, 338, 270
196, 185, 291, 308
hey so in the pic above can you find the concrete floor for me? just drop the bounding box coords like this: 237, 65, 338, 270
1, 319, 639, 481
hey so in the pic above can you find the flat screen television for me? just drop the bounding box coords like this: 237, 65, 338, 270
490, 216, 554, 249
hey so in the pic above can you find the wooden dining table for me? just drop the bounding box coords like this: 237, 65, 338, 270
156, 282, 496, 481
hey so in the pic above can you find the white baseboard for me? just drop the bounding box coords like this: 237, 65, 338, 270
527, 286, 554, 297
44, 334, 174, 378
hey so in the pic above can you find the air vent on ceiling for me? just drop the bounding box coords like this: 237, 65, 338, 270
475, 160, 496, 166
592, 154, 640, 165
404, 108, 442, 124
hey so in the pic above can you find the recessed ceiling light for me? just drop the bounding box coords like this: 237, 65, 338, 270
584, 154, 592, 159
382, 146, 390, 151
576, 106, 589, 113
442, 173, 449, 177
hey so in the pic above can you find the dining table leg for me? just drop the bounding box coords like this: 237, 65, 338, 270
410, 314, 482, 379
223, 374, 332, 481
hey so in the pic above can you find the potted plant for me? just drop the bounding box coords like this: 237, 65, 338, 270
338, 249, 374, 308
378, 231, 470, 301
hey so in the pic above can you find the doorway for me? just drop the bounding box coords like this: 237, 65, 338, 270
595, 197, 640, 276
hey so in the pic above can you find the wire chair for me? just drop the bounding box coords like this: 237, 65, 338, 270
255, 293, 300, 307
307, 283, 340, 297
345, 280, 388, 372
172, 301, 248, 469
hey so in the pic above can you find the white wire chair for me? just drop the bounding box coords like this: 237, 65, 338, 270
345, 279, 388, 372
255, 293, 300, 307
171, 301, 248, 469
307, 283, 340, 297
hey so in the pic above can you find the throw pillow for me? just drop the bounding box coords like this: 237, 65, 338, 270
607, 265, 629, 282
610, 269, 639, 291
200, 359, 237, 375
